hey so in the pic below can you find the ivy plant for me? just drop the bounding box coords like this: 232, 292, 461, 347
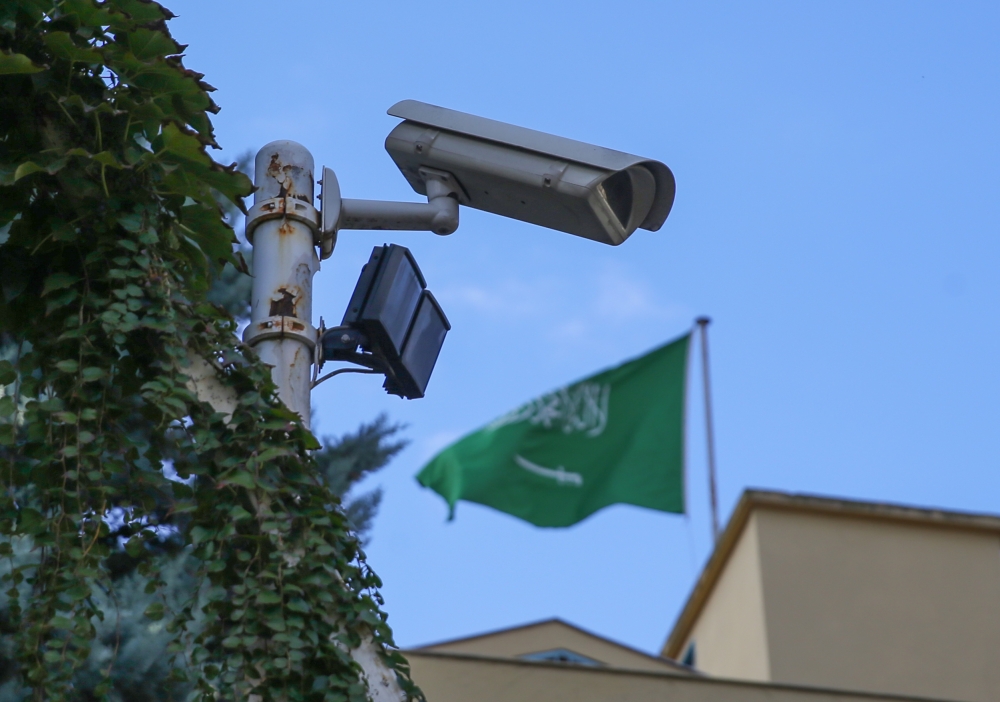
0, 1, 419, 700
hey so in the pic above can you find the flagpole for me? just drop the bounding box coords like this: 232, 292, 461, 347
696, 317, 720, 543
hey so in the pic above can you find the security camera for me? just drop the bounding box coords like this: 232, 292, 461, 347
383, 100, 675, 246
314, 101, 674, 254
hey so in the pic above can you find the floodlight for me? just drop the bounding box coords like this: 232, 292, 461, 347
320, 244, 450, 400
385, 290, 450, 399
342, 244, 426, 357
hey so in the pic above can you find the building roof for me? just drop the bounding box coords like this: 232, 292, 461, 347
662, 489, 1000, 658
405, 649, 954, 702
411, 617, 692, 674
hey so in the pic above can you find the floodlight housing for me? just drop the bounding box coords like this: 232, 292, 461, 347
384, 100, 676, 246
386, 290, 450, 399
342, 244, 426, 357
322, 244, 450, 399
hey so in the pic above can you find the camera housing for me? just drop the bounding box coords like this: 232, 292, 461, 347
384, 100, 676, 246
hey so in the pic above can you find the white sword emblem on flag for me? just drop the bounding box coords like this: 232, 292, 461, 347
514, 455, 583, 486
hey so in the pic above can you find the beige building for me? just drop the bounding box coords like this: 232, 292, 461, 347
664, 491, 1000, 702
405, 491, 1000, 702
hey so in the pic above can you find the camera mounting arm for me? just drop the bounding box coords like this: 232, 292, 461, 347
316, 166, 462, 258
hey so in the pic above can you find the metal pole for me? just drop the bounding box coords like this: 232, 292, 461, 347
245, 141, 320, 428
696, 317, 720, 543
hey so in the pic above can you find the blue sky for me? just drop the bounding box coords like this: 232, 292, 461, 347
167, 1, 1000, 654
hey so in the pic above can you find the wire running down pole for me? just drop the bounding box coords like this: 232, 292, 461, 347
696, 317, 721, 543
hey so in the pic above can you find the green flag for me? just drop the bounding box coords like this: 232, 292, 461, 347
417, 333, 691, 527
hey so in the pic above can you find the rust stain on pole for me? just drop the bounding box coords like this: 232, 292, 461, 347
265, 152, 313, 202
269, 287, 299, 317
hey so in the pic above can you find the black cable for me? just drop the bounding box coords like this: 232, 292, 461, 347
311, 367, 380, 389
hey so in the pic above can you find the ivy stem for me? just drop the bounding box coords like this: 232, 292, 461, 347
28, 231, 55, 256
122, 114, 132, 149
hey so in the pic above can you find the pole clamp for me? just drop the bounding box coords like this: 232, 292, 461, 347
243, 315, 318, 350
245, 197, 320, 244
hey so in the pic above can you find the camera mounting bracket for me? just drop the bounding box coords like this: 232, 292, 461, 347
317, 167, 464, 259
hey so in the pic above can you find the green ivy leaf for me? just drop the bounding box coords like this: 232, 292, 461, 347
157, 122, 211, 167
190, 526, 216, 544
43, 32, 102, 64
0, 51, 44, 74
18, 508, 45, 535
263, 616, 286, 633
257, 447, 294, 463
179, 202, 236, 262
286, 598, 310, 614
144, 602, 165, 621
106, 0, 168, 24
128, 28, 180, 61
81, 367, 105, 382
13, 162, 45, 181
91, 151, 122, 169
42, 273, 80, 296
65, 584, 90, 601
117, 211, 144, 232
55, 359, 79, 373
359, 609, 381, 626
223, 470, 255, 490
124, 536, 145, 558
229, 505, 252, 521
256, 591, 281, 605
0, 360, 16, 385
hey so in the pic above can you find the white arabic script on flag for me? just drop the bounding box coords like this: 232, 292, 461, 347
488, 382, 610, 437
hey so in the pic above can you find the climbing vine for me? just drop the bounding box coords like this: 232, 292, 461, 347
0, 1, 418, 699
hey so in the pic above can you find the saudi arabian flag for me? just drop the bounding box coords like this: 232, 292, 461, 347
417, 333, 691, 527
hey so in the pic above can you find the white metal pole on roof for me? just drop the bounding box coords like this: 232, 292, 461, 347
696, 317, 721, 543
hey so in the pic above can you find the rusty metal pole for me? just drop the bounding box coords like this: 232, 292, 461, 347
244, 141, 320, 428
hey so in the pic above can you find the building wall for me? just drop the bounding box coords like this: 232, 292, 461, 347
756, 508, 1000, 702
679, 512, 771, 681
